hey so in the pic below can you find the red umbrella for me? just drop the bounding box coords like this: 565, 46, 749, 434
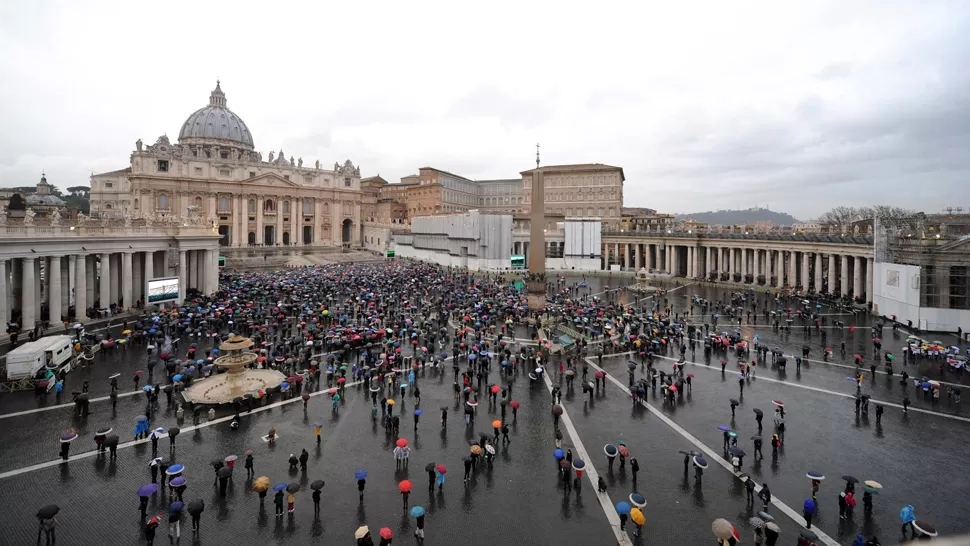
301, 393, 310, 401
594, 371, 605, 378
668, 385, 678, 393
436, 464, 446, 473
326, 388, 338, 394
396, 438, 408, 447
398, 480, 412, 492
618, 445, 630, 457
287, 376, 298, 382
337, 377, 346, 384
380, 527, 393, 540
509, 400, 520, 409
772, 400, 784, 407
491, 385, 500, 394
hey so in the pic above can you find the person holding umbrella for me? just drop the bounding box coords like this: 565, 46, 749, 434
244, 450, 254, 479
286, 483, 299, 513
803, 498, 816, 528
36, 505, 58, 546
145, 515, 159, 546
59, 432, 77, 460
356, 470, 367, 501
168, 500, 183, 542
273, 485, 285, 517
310, 480, 324, 514
187, 499, 204, 532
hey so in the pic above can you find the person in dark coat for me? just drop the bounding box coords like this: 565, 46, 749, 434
299, 449, 309, 471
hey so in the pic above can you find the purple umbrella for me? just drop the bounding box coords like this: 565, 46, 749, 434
60, 432, 78, 443
137, 483, 159, 497
170, 476, 186, 487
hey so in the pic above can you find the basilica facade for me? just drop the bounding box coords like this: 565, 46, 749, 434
90, 82, 364, 247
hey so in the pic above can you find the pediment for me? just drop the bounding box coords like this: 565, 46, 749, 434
244, 172, 300, 187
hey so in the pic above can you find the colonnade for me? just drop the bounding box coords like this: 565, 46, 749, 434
604, 242, 874, 302
1, 248, 219, 330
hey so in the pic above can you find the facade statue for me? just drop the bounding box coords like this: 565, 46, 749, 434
268, 151, 275, 163
230, 148, 238, 161
298, 157, 303, 168
136, 138, 143, 151
50, 208, 62, 226
0, 206, 7, 225
123, 212, 133, 227
76, 212, 88, 224
334, 162, 340, 171
257, 151, 263, 162
23, 207, 36, 226
290, 156, 295, 166
315, 159, 320, 169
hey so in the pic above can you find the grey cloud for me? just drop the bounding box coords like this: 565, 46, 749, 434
446, 85, 555, 128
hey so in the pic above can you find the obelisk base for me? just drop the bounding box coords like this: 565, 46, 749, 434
526, 280, 547, 311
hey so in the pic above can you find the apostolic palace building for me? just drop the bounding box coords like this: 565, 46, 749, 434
90, 82, 364, 248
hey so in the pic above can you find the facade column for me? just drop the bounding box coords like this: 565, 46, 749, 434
277, 202, 284, 246
827, 254, 837, 294
853, 256, 862, 299
60, 258, 69, 318
145, 251, 155, 282
22, 258, 36, 330
814, 253, 822, 292
10, 258, 21, 313
75, 255, 87, 321
866, 257, 874, 303
666, 245, 673, 273
110, 254, 121, 307
86, 257, 96, 310
0, 260, 6, 331
706, 247, 712, 279
727, 248, 734, 279
295, 198, 303, 245
840, 255, 850, 296
178, 250, 188, 304
256, 199, 264, 245
122, 252, 133, 309
34, 259, 41, 321
49, 256, 62, 324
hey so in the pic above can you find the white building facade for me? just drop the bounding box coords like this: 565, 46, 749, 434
91, 82, 364, 248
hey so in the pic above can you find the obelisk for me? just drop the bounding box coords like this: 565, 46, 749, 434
527, 143, 547, 311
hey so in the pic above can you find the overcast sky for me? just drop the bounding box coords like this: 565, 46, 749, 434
1, 0, 967, 220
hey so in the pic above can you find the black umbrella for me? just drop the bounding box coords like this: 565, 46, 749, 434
36, 505, 59, 519
286, 483, 300, 494
750, 435, 762, 441
77, 393, 89, 402
842, 475, 859, 484
168, 427, 180, 438
728, 447, 746, 457
424, 463, 436, 472
217, 467, 232, 478
96, 426, 113, 435
187, 499, 205, 516
729, 398, 739, 405
105, 434, 119, 447
310, 480, 325, 491
162, 384, 173, 393
210, 458, 224, 469
753, 408, 763, 416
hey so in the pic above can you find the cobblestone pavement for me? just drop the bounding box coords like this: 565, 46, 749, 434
2, 279, 967, 544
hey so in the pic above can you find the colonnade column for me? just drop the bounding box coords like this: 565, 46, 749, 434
840, 255, 850, 295
828, 254, 837, 294
0, 260, 6, 330
100, 253, 111, 309
648, 245, 656, 270
753, 249, 761, 285
740, 248, 747, 282
814, 253, 822, 292
634, 244, 641, 270
788, 252, 797, 288
774, 251, 782, 288
122, 252, 133, 310
866, 257, 874, 303
801, 252, 810, 289
22, 258, 36, 329
706, 247, 712, 279
75, 255, 87, 320
853, 256, 862, 299
277, 205, 284, 246
49, 256, 62, 324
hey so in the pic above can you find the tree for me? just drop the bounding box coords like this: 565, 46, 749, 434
66, 186, 90, 198
7, 194, 25, 210
858, 205, 915, 221
817, 206, 859, 226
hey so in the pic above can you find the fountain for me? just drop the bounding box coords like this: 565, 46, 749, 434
182, 335, 286, 405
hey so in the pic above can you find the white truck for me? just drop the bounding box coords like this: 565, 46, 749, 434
4, 335, 75, 383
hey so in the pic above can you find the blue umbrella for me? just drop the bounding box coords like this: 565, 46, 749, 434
693, 456, 708, 469
629, 493, 646, 508
142, 385, 153, 392
400, 383, 409, 389
196, 359, 204, 365
604, 444, 618, 456
554, 448, 564, 460
354, 470, 367, 480
280, 382, 289, 389
172, 374, 183, 382
615, 501, 631, 515
202, 365, 213, 373
410, 506, 425, 518
628, 360, 637, 365
572, 459, 586, 470
440, 353, 448, 360
273, 483, 287, 492
806, 471, 825, 481
480, 350, 488, 356
414, 409, 423, 416
816, 304, 822, 309
137, 483, 159, 497
136, 415, 148, 422
468, 353, 477, 361
717, 425, 731, 432
166, 464, 184, 475
170, 501, 184, 512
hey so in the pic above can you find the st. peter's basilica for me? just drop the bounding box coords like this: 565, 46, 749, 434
90, 81, 364, 247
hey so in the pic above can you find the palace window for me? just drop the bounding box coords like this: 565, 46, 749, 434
104, 182, 113, 188
303, 200, 312, 214
248, 199, 256, 213
345, 177, 352, 187
104, 203, 113, 210
195, 196, 203, 208
264, 199, 275, 212
195, 167, 203, 175
157, 194, 170, 211
284, 175, 290, 181
157, 160, 169, 172
218, 197, 230, 212
283, 201, 290, 214
220, 169, 231, 177
133, 199, 139, 210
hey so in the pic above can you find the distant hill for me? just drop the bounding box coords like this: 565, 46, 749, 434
675, 207, 799, 226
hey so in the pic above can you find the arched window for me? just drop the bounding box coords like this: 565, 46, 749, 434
194, 196, 203, 209
218, 197, 229, 212
322, 202, 330, 214
133, 198, 140, 210
157, 194, 170, 211
264, 199, 275, 212
248, 199, 255, 213
283, 200, 290, 214
104, 203, 113, 210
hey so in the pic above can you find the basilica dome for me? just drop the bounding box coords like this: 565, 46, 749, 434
178, 81, 255, 150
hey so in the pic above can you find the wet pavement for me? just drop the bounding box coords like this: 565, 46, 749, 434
2, 279, 967, 545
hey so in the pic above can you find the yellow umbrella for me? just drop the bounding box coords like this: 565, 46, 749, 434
252, 476, 270, 492
355, 526, 370, 539
122, 329, 132, 335
387, 399, 395, 405
631, 507, 645, 525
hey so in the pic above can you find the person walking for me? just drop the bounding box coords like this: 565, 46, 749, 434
900, 504, 916, 538
299, 449, 309, 472
759, 483, 772, 512
312, 488, 322, 515
803, 498, 816, 528
244, 452, 254, 479
274, 489, 285, 517
167, 502, 182, 542
189, 500, 204, 532
745, 476, 756, 506
144, 515, 158, 546
287, 491, 296, 513
839, 492, 848, 519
